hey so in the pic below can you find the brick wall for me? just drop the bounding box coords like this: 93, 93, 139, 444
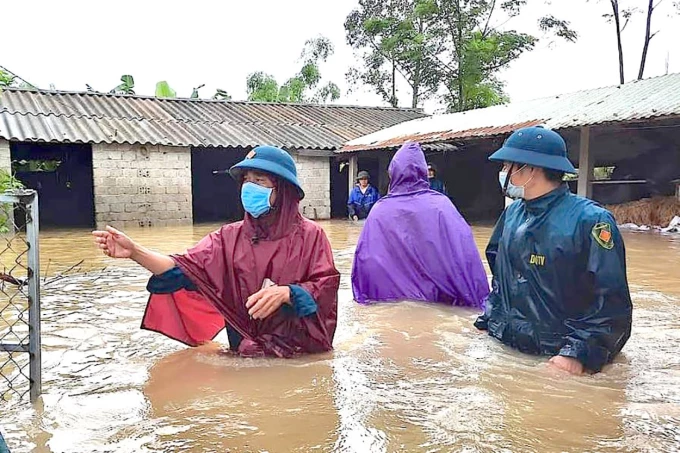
92, 143, 192, 229
0, 139, 11, 173
295, 154, 331, 220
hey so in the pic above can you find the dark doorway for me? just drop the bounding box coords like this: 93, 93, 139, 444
330, 159, 349, 218
10, 142, 95, 228
427, 146, 503, 222
191, 147, 248, 223
331, 156, 382, 218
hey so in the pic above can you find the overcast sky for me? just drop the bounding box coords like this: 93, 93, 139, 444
3, 0, 679, 113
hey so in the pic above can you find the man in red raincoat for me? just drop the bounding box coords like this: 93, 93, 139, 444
93, 146, 340, 358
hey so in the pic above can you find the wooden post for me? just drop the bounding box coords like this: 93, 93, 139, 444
577, 126, 593, 198
348, 154, 358, 195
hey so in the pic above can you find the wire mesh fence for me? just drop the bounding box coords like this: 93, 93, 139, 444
0, 189, 40, 403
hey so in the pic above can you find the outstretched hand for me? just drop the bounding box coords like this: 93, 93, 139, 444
245, 286, 291, 320
92, 226, 137, 259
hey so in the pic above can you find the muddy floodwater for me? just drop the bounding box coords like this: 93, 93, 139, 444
1, 221, 679, 453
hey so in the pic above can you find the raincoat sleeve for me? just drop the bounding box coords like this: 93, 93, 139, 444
347, 187, 359, 216
294, 227, 340, 352
486, 209, 506, 273
173, 228, 231, 294
146, 267, 196, 293
283, 285, 318, 317
558, 213, 633, 372
366, 187, 380, 213
474, 209, 506, 330
372, 186, 382, 202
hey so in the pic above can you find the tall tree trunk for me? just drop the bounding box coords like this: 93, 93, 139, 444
610, 0, 625, 84
638, 0, 655, 80
389, 0, 398, 107
391, 60, 397, 107
456, 2, 464, 111
412, 62, 421, 108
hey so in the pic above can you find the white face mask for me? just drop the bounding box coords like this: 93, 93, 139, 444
499, 166, 533, 199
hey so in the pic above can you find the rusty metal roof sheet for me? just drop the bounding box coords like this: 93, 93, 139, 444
0, 89, 426, 150
341, 72, 680, 152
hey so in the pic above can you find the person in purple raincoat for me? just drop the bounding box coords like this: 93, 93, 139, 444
351, 142, 490, 307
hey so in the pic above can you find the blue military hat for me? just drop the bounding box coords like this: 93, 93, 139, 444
230, 145, 305, 199
489, 126, 576, 174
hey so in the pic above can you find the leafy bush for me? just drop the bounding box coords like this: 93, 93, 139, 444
0, 169, 24, 234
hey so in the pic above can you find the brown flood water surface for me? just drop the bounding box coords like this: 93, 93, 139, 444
1, 221, 679, 452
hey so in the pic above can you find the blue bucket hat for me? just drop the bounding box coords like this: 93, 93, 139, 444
230, 145, 305, 199
489, 126, 576, 174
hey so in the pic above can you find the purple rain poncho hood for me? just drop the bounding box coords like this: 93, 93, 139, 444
351, 142, 490, 307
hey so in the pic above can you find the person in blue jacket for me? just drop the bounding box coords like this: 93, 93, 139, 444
474, 126, 633, 375
347, 171, 381, 220
427, 162, 448, 195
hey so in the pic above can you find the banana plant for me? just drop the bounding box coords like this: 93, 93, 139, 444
155, 81, 177, 98
213, 89, 231, 100
191, 84, 205, 98
0, 69, 16, 88
110, 75, 135, 94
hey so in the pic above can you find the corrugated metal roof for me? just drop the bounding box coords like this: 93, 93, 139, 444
0, 89, 426, 150
341, 72, 680, 152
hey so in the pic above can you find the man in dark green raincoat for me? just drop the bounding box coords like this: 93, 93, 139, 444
475, 126, 633, 375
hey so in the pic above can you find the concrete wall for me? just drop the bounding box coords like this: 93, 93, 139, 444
4, 140, 334, 227
295, 153, 331, 220
0, 139, 11, 173
92, 143, 192, 229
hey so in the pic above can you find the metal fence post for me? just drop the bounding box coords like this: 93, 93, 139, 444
26, 192, 41, 402
0, 189, 41, 403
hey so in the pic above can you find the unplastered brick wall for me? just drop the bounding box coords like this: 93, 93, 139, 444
92, 143, 192, 229
0, 139, 11, 173
295, 153, 331, 220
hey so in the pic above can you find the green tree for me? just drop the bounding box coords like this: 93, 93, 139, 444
595, 0, 638, 84
0, 66, 36, 90
0, 69, 16, 88
345, 0, 441, 108
247, 36, 341, 103
589, 0, 676, 83
0, 169, 24, 234
345, 0, 577, 111
247, 72, 281, 102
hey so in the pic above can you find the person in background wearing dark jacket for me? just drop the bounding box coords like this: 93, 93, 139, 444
347, 171, 381, 220
475, 126, 633, 375
427, 162, 447, 196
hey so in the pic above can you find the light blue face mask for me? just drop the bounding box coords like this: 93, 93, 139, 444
241, 182, 273, 218
499, 167, 531, 200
